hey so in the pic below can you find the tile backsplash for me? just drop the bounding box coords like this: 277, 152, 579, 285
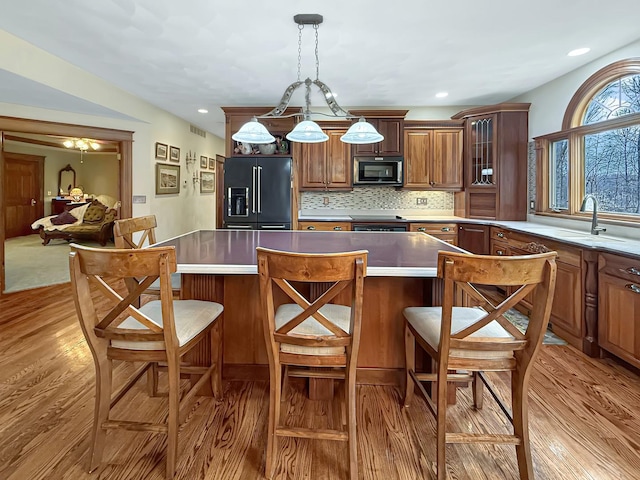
301, 187, 454, 212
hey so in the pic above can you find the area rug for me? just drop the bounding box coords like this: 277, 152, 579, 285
503, 308, 567, 345
4, 234, 113, 293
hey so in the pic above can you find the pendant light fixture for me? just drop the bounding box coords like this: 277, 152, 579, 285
231, 14, 383, 145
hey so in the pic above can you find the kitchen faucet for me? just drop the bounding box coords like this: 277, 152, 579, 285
579, 194, 606, 235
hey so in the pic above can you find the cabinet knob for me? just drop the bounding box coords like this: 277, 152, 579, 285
626, 284, 640, 294
417, 227, 426, 232
307, 225, 316, 230
441, 227, 451, 232
333, 226, 342, 231
497, 232, 505, 238
496, 250, 505, 256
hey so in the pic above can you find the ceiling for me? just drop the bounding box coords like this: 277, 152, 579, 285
1, 1, 639, 139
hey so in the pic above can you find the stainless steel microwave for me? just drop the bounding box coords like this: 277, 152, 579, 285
353, 157, 403, 186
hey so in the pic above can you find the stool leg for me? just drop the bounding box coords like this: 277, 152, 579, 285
166, 355, 180, 479
512, 367, 534, 480
403, 324, 415, 408
265, 360, 282, 479
345, 362, 358, 480
88, 353, 112, 472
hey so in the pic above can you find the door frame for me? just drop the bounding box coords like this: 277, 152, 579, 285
0, 115, 133, 296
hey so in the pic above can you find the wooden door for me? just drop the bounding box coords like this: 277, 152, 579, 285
3, 152, 44, 238
431, 129, 463, 190
377, 119, 403, 156
325, 130, 351, 189
404, 130, 431, 187
457, 224, 489, 254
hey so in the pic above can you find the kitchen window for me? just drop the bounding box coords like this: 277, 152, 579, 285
537, 59, 640, 221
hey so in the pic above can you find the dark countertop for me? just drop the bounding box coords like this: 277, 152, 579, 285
155, 229, 463, 277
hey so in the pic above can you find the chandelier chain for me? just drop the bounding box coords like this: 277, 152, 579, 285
314, 23, 320, 80
297, 24, 303, 82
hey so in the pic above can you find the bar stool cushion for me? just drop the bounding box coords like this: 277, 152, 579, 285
403, 306, 514, 359
112, 300, 223, 350
275, 303, 351, 355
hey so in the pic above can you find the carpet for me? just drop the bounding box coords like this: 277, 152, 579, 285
503, 308, 567, 345
4, 234, 113, 293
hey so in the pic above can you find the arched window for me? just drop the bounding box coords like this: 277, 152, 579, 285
539, 59, 640, 219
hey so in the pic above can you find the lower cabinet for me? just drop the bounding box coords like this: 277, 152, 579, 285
457, 224, 490, 254
298, 221, 351, 232
489, 227, 584, 349
409, 223, 457, 244
598, 253, 640, 369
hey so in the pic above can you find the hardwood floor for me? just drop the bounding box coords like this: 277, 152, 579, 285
1, 284, 640, 479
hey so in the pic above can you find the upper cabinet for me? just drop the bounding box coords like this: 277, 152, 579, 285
299, 125, 352, 191
221, 107, 299, 158
452, 103, 530, 220
348, 110, 408, 157
403, 121, 463, 191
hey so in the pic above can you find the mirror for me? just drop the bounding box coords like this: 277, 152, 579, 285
58, 164, 76, 195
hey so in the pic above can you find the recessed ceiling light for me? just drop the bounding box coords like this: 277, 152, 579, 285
567, 47, 590, 57
435, 92, 449, 98
198, 108, 208, 113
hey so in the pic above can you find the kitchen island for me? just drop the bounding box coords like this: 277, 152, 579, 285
156, 229, 462, 385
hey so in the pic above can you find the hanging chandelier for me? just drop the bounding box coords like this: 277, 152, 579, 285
232, 14, 384, 145
63, 138, 100, 151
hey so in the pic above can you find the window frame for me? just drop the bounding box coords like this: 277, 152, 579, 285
536, 58, 640, 223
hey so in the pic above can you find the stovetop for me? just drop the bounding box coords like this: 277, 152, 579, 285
349, 215, 405, 222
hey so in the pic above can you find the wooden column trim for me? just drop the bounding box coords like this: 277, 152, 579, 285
582, 250, 599, 357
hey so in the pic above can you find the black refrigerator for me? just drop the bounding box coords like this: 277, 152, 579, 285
223, 156, 292, 230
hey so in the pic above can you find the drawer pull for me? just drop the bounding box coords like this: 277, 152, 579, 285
417, 227, 426, 232
621, 267, 640, 276
333, 226, 342, 231
626, 284, 640, 294
496, 250, 505, 256
306, 225, 316, 230
441, 227, 451, 232
497, 232, 505, 238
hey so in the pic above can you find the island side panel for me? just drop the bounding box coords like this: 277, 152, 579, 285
182, 272, 433, 385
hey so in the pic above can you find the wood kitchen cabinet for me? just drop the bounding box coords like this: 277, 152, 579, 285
348, 110, 408, 156
299, 127, 352, 190
457, 224, 490, 254
409, 223, 457, 244
403, 125, 463, 191
452, 103, 530, 220
298, 221, 351, 232
489, 227, 584, 349
598, 252, 640, 369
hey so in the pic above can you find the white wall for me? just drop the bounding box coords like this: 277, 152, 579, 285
0, 30, 224, 241
511, 38, 640, 139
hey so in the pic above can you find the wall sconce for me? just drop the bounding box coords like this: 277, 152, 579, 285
192, 171, 200, 185
185, 150, 197, 168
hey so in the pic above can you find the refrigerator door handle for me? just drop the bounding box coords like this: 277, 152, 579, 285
257, 165, 262, 213
252, 166, 257, 213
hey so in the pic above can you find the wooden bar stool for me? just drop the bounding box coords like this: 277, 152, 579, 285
403, 250, 557, 480
257, 247, 367, 480
113, 215, 181, 298
69, 244, 224, 479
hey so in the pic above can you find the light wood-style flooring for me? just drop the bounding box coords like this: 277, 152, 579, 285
1, 284, 640, 479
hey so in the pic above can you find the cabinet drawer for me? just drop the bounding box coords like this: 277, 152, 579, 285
298, 222, 351, 232
490, 227, 581, 266
410, 223, 457, 244
491, 240, 510, 257
599, 252, 640, 283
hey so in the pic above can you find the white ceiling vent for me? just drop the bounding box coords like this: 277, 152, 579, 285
190, 125, 206, 138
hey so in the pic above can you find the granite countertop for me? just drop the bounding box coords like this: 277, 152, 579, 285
297, 211, 640, 259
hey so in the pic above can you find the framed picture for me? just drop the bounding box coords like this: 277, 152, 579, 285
200, 155, 208, 168
169, 146, 180, 162
208, 157, 215, 170
200, 171, 215, 193
155, 163, 180, 195
155, 142, 168, 160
